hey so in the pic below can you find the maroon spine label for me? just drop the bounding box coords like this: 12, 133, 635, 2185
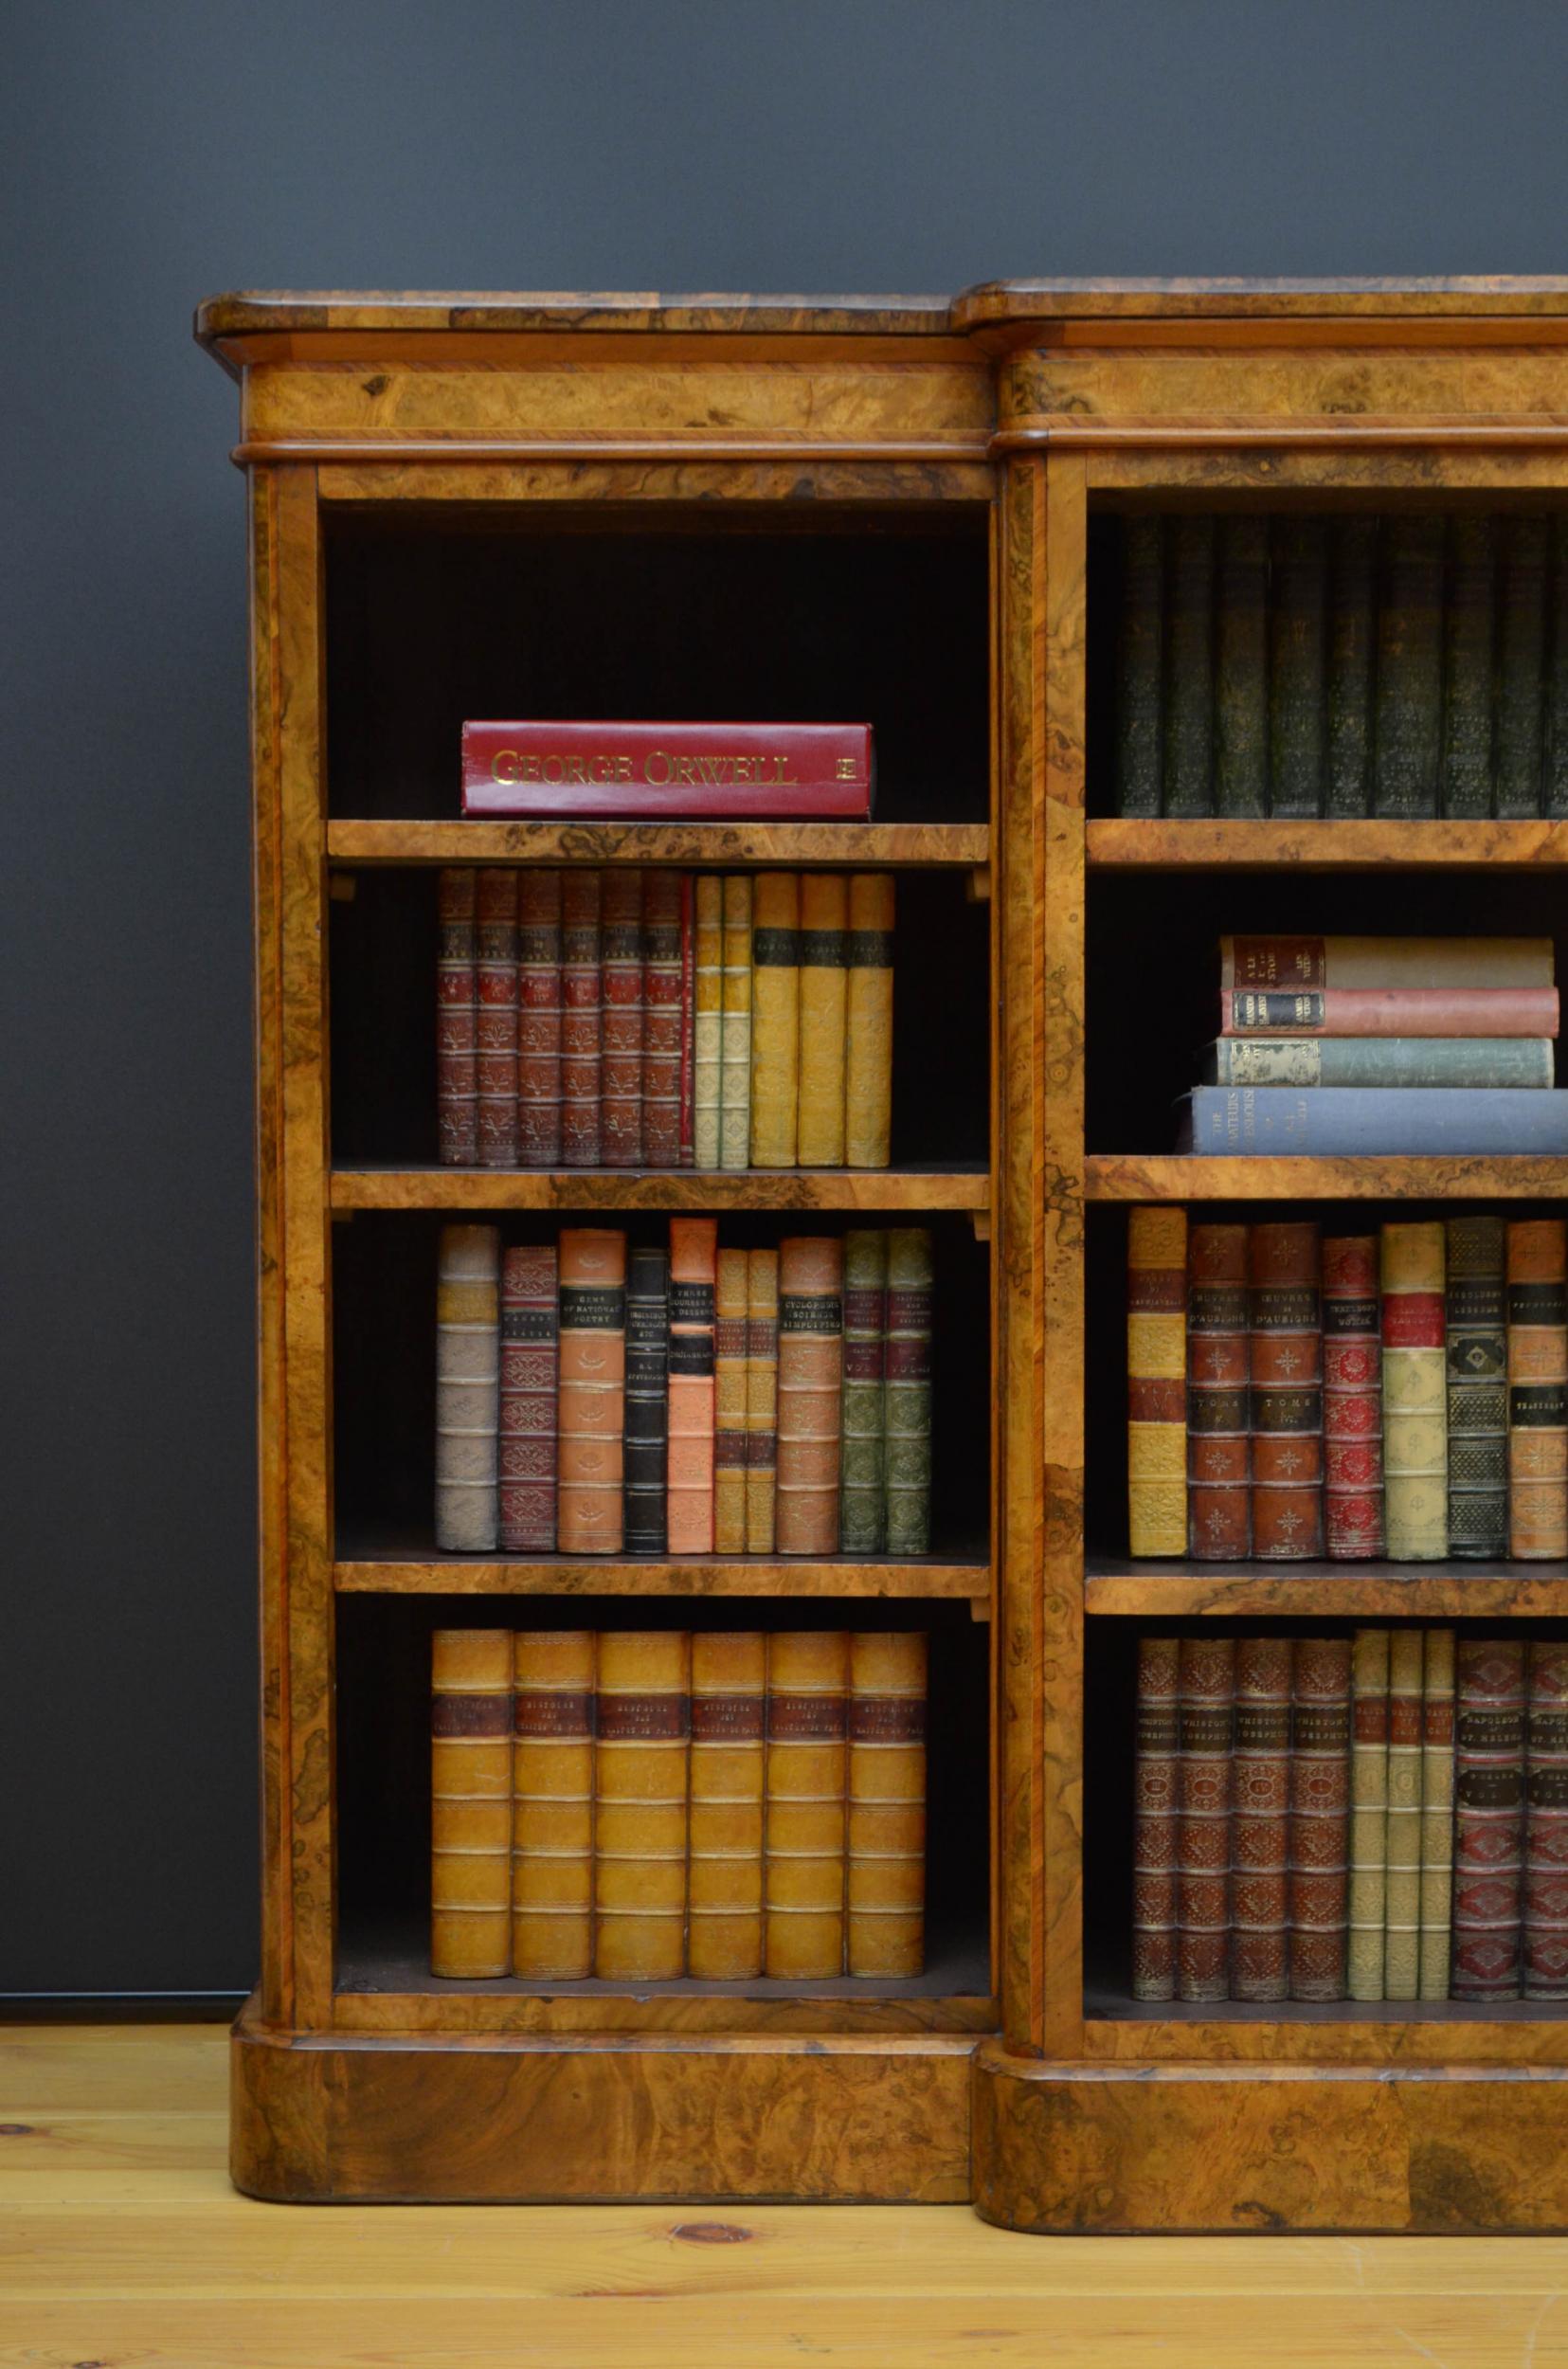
767, 1692, 846, 1741
432, 1691, 512, 1737
596, 1692, 690, 1742
514, 1690, 594, 1738
849, 1695, 928, 1743
690, 1692, 766, 1742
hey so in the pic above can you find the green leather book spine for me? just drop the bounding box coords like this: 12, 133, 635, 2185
1268, 516, 1327, 817
839, 1229, 888, 1555
1115, 515, 1163, 816
1214, 515, 1268, 817
1325, 516, 1377, 817
1495, 513, 1549, 818
1374, 515, 1444, 817
1545, 515, 1568, 818
1439, 513, 1497, 818
1162, 515, 1215, 816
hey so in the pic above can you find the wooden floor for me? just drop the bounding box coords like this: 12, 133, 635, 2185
5, 2024, 1568, 2367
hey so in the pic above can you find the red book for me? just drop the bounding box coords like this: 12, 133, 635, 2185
1322, 1235, 1384, 1560
475, 870, 519, 1167
462, 720, 874, 819
1525, 1639, 1568, 1999
1452, 1637, 1526, 2000
1176, 1635, 1234, 2003
1248, 1221, 1324, 1561
517, 870, 563, 1167
435, 868, 478, 1166
498, 1245, 558, 1553
1221, 985, 1559, 1038
1131, 1635, 1180, 2002
600, 868, 644, 1168
641, 871, 684, 1169
1288, 1637, 1352, 2002
677, 874, 695, 1170
560, 871, 603, 1167
1230, 1636, 1291, 2002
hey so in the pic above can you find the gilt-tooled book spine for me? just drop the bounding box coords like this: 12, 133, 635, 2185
1507, 1217, 1568, 1559
777, 1236, 844, 1556
688, 1631, 766, 1980
1230, 1636, 1292, 2003
1126, 1205, 1187, 1557
640, 870, 684, 1168
1346, 1627, 1391, 2000
1525, 1638, 1568, 1999
693, 876, 723, 1170
765, 1629, 849, 1979
1452, 1637, 1526, 2000
713, 1247, 750, 1554
498, 1244, 558, 1555
556, 1228, 626, 1556
1418, 1627, 1455, 2002
1445, 1214, 1507, 1560
1382, 1627, 1424, 2002
1202, 1036, 1553, 1089
719, 875, 753, 1171
667, 1217, 717, 1555
593, 1630, 690, 1981
435, 1222, 500, 1552
1374, 513, 1444, 817
885, 1227, 934, 1556
1289, 1637, 1352, 2003
750, 872, 801, 1167
517, 869, 564, 1167
622, 1247, 669, 1558
1322, 1235, 1383, 1561
560, 870, 603, 1167
848, 1631, 927, 1978
798, 873, 849, 1166
1380, 1221, 1448, 1562
511, 1630, 594, 1980
430, 1629, 513, 1979
475, 869, 519, 1166
1163, 515, 1215, 816
1115, 515, 1163, 817
1440, 513, 1497, 818
746, 1249, 780, 1554
1495, 513, 1549, 817
841, 1230, 889, 1555
1131, 1634, 1181, 2002
1268, 516, 1327, 817
1219, 987, 1559, 1039
1547, 515, 1568, 819
1176, 1633, 1234, 2003
1187, 1221, 1251, 1559
678, 872, 694, 1166
1326, 515, 1377, 817
599, 867, 644, 1168
845, 873, 894, 1167
1214, 515, 1267, 818
1218, 934, 1555, 990
1248, 1221, 1324, 1561
436, 867, 478, 1166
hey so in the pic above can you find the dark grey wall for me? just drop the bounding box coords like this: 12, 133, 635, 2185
5, 0, 1566, 1994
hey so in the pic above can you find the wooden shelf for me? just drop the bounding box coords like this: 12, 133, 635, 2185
1087, 819, 1568, 871
326, 820, 990, 869
1085, 1555, 1568, 1619
1085, 1154, 1568, 1202
335, 1537, 992, 1602
332, 1164, 990, 1213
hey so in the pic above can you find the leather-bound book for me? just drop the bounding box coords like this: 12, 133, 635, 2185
777, 1236, 844, 1556
693, 876, 723, 1169
1186, 1222, 1251, 1559
1248, 1221, 1324, 1561
719, 875, 753, 1171
746, 1249, 780, 1554
1218, 931, 1555, 992
498, 1243, 558, 1555
713, 1248, 749, 1554
1126, 1206, 1187, 1557
678, 873, 695, 1166
436, 867, 478, 1166
1445, 1214, 1507, 1559
1322, 1235, 1384, 1560
640, 870, 683, 1168
1380, 1221, 1449, 1562
750, 871, 801, 1167
1325, 515, 1377, 817
1507, 1217, 1568, 1559
1115, 515, 1163, 817
1288, 1637, 1352, 2003
847, 1631, 928, 1978
622, 1247, 669, 1558
1162, 515, 1215, 816
516, 869, 563, 1168
667, 1217, 717, 1554
511, 1629, 594, 1980
798, 873, 849, 1166
840, 1230, 888, 1555
688, 1631, 766, 1980
430, 1629, 513, 1979
1524, 1638, 1568, 1999
475, 869, 519, 1166
1230, 1636, 1291, 2002
1131, 1634, 1181, 2001
599, 867, 644, 1168
1268, 516, 1327, 817
1346, 1628, 1391, 2001
560, 869, 603, 1167
844, 873, 894, 1166
884, 1228, 934, 1556
1495, 514, 1549, 816
1176, 1634, 1234, 2002
1440, 514, 1497, 819
1382, 1627, 1424, 2002
556, 1228, 626, 1555
1452, 1637, 1526, 2000
593, 1630, 690, 1981
435, 1222, 500, 1552
1418, 1627, 1456, 2001
764, 1630, 849, 1979
1548, 515, 1568, 818
1373, 513, 1444, 817
1214, 514, 1267, 819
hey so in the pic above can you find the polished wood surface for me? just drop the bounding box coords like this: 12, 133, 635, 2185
1086, 1557, 1568, 1619
1086, 1154, 1568, 1203
333, 1550, 989, 1600
331, 1165, 989, 1212
327, 821, 988, 867
1089, 817, 1568, 869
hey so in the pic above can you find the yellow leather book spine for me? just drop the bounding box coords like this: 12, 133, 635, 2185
746, 1248, 780, 1554
430, 1628, 513, 1980
556, 1228, 626, 1555
1508, 1218, 1568, 1559
667, 1216, 717, 1554
796, 873, 848, 1166
776, 1235, 844, 1555
844, 872, 894, 1168
512, 1629, 595, 1980
1383, 1626, 1424, 2002
593, 1630, 690, 1980
1381, 1221, 1448, 1563
719, 875, 752, 1171
1418, 1625, 1455, 2001
765, 1630, 849, 1979
713, 1247, 749, 1554
749, 871, 800, 1167
435, 1222, 500, 1552
847, 1631, 927, 1978
1126, 1205, 1188, 1556
688, 1632, 766, 1979
1346, 1626, 1390, 2001
693, 876, 723, 1170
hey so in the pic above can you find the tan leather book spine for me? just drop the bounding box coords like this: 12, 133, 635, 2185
1380, 1221, 1449, 1561
688, 1632, 766, 1979
1382, 1626, 1425, 2001
1508, 1218, 1568, 1559
844, 873, 894, 1168
693, 876, 723, 1169
431, 1628, 513, 1979
847, 1631, 927, 1978
750, 871, 801, 1167
435, 1222, 500, 1552
1126, 1205, 1187, 1556
797, 873, 849, 1166
556, 1228, 626, 1556
776, 1235, 844, 1556
713, 1248, 749, 1554
667, 1217, 717, 1554
1346, 1627, 1391, 2001
746, 1249, 780, 1553
765, 1630, 849, 1979
511, 1630, 595, 1979
719, 875, 752, 1171
1418, 1626, 1456, 2000
593, 1630, 690, 1980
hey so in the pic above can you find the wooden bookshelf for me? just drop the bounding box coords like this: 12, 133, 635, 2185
327, 820, 990, 869
1085, 1556, 1568, 1619
334, 1546, 992, 1602
331, 1165, 991, 1213
1086, 1154, 1568, 1201
1088, 818, 1568, 869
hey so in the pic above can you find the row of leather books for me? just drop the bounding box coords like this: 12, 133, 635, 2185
1133, 1628, 1568, 2004
437, 1221, 933, 1558
431, 1626, 928, 1983
437, 867, 894, 1170
1126, 1208, 1568, 1562
1114, 511, 1568, 819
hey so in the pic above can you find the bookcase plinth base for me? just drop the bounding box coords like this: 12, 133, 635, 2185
230, 1996, 978, 2203
971, 2042, 1568, 2233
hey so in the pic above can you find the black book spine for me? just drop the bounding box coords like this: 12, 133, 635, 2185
1374, 514, 1444, 817
623, 1246, 670, 1555
1545, 515, 1568, 819
1215, 515, 1268, 817
1325, 515, 1377, 817
1439, 514, 1497, 818
1445, 1214, 1508, 1560
1495, 514, 1549, 818
1268, 516, 1327, 817
1116, 515, 1164, 816
1162, 515, 1216, 816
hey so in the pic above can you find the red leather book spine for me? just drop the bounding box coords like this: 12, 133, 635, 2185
678, 874, 694, 1169
1288, 1636, 1352, 2001
436, 867, 478, 1166
1452, 1637, 1526, 2000
516, 869, 563, 1168
462, 720, 874, 819
560, 870, 603, 1167
1525, 1638, 1568, 1999
476, 869, 519, 1167
1249, 1221, 1325, 1560
1187, 1222, 1251, 1559
1177, 1634, 1235, 2003
1221, 985, 1559, 1038
498, 1244, 558, 1553
641, 870, 683, 1168
1230, 1636, 1292, 2002
600, 867, 644, 1168
1322, 1234, 1384, 1560
1131, 1635, 1180, 2002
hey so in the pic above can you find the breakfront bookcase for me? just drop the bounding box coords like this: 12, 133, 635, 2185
203, 280, 1568, 2230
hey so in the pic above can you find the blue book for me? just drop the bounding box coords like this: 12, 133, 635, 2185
1179, 1087, 1568, 1156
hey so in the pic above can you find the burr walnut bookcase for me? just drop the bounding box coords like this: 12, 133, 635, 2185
203, 280, 1568, 2230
